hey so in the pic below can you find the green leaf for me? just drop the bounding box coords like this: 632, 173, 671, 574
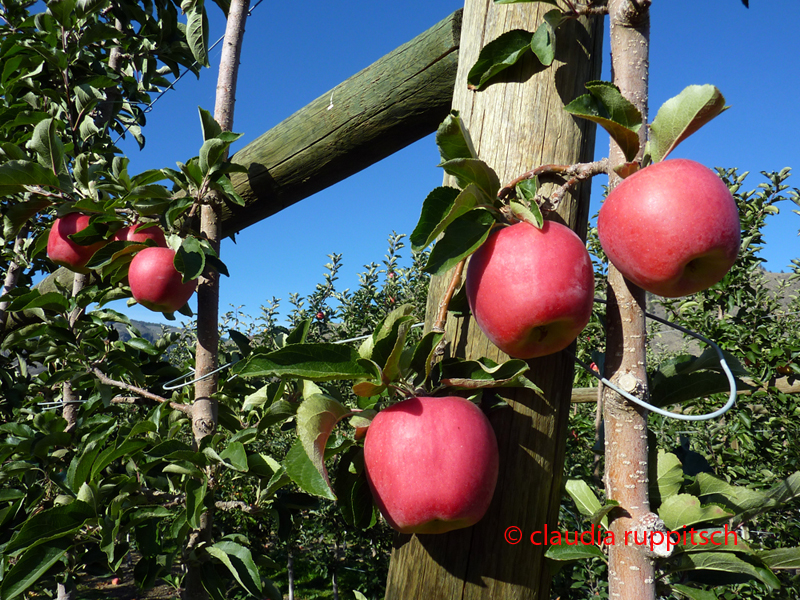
219, 442, 249, 472
424, 209, 495, 276
6, 290, 69, 313
435, 111, 476, 162
409, 331, 444, 385
409, 186, 465, 251
691, 473, 770, 512
199, 138, 227, 174
440, 357, 541, 391
235, 344, 372, 381
175, 236, 205, 281
185, 477, 207, 529
66, 440, 103, 493
30, 118, 65, 175
214, 174, 246, 206
369, 304, 416, 380
669, 552, 780, 590
589, 501, 618, 530
657, 493, 733, 530
185, 0, 210, 67
439, 158, 501, 199
286, 318, 311, 345
206, 541, 263, 596
509, 200, 543, 229
467, 29, 534, 91
757, 547, 800, 569
0, 160, 60, 195
296, 393, 350, 494
564, 81, 643, 162
198, 106, 222, 141
3, 197, 52, 238
650, 450, 684, 504
545, 543, 605, 561
5, 500, 94, 556
530, 10, 564, 67
0, 538, 69, 600
284, 438, 336, 500
564, 479, 603, 518
672, 584, 720, 600
648, 85, 728, 163
676, 527, 751, 554
125, 337, 159, 355
765, 471, 800, 505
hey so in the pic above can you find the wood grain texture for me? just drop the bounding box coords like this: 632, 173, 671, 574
383, 2, 603, 599
221, 10, 463, 236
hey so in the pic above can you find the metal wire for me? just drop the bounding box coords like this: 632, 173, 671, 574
574, 299, 737, 422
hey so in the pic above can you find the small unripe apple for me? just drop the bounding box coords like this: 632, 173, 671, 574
364, 396, 499, 534
597, 159, 741, 297
113, 222, 167, 247
128, 247, 197, 313
46, 213, 107, 273
466, 221, 595, 359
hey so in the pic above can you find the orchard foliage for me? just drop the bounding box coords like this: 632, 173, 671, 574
1, 0, 799, 599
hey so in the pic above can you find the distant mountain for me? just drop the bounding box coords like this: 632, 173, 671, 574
646, 269, 797, 355
112, 319, 182, 343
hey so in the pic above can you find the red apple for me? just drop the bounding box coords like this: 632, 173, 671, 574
128, 247, 197, 313
597, 159, 741, 297
364, 396, 499, 534
46, 213, 107, 273
465, 221, 595, 359
113, 222, 167, 247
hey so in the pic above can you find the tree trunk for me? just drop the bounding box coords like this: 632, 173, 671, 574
602, 2, 654, 599
184, 1, 249, 599
384, 2, 603, 599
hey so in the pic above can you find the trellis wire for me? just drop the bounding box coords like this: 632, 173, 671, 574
113, 0, 267, 144
573, 298, 737, 422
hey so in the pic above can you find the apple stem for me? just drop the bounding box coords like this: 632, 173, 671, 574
432, 258, 466, 334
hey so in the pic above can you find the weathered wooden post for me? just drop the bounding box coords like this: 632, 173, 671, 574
384, 1, 602, 598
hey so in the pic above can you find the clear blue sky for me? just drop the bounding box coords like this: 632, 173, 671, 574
115, 0, 800, 326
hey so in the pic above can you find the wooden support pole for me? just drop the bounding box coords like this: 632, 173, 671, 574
383, 2, 603, 599
221, 9, 463, 236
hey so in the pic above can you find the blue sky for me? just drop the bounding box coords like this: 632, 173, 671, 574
115, 0, 800, 325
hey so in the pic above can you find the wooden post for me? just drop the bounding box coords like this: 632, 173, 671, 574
383, 2, 602, 599
222, 10, 463, 235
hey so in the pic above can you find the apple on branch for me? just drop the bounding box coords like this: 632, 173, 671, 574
128, 247, 197, 313
113, 222, 168, 247
46, 212, 108, 274
364, 396, 499, 534
466, 220, 595, 359
598, 159, 741, 297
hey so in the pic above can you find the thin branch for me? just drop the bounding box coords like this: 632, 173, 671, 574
497, 159, 609, 202
215, 500, 264, 515
93, 368, 192, 415
0, 227, 28, 333
432, 259, 466, 333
